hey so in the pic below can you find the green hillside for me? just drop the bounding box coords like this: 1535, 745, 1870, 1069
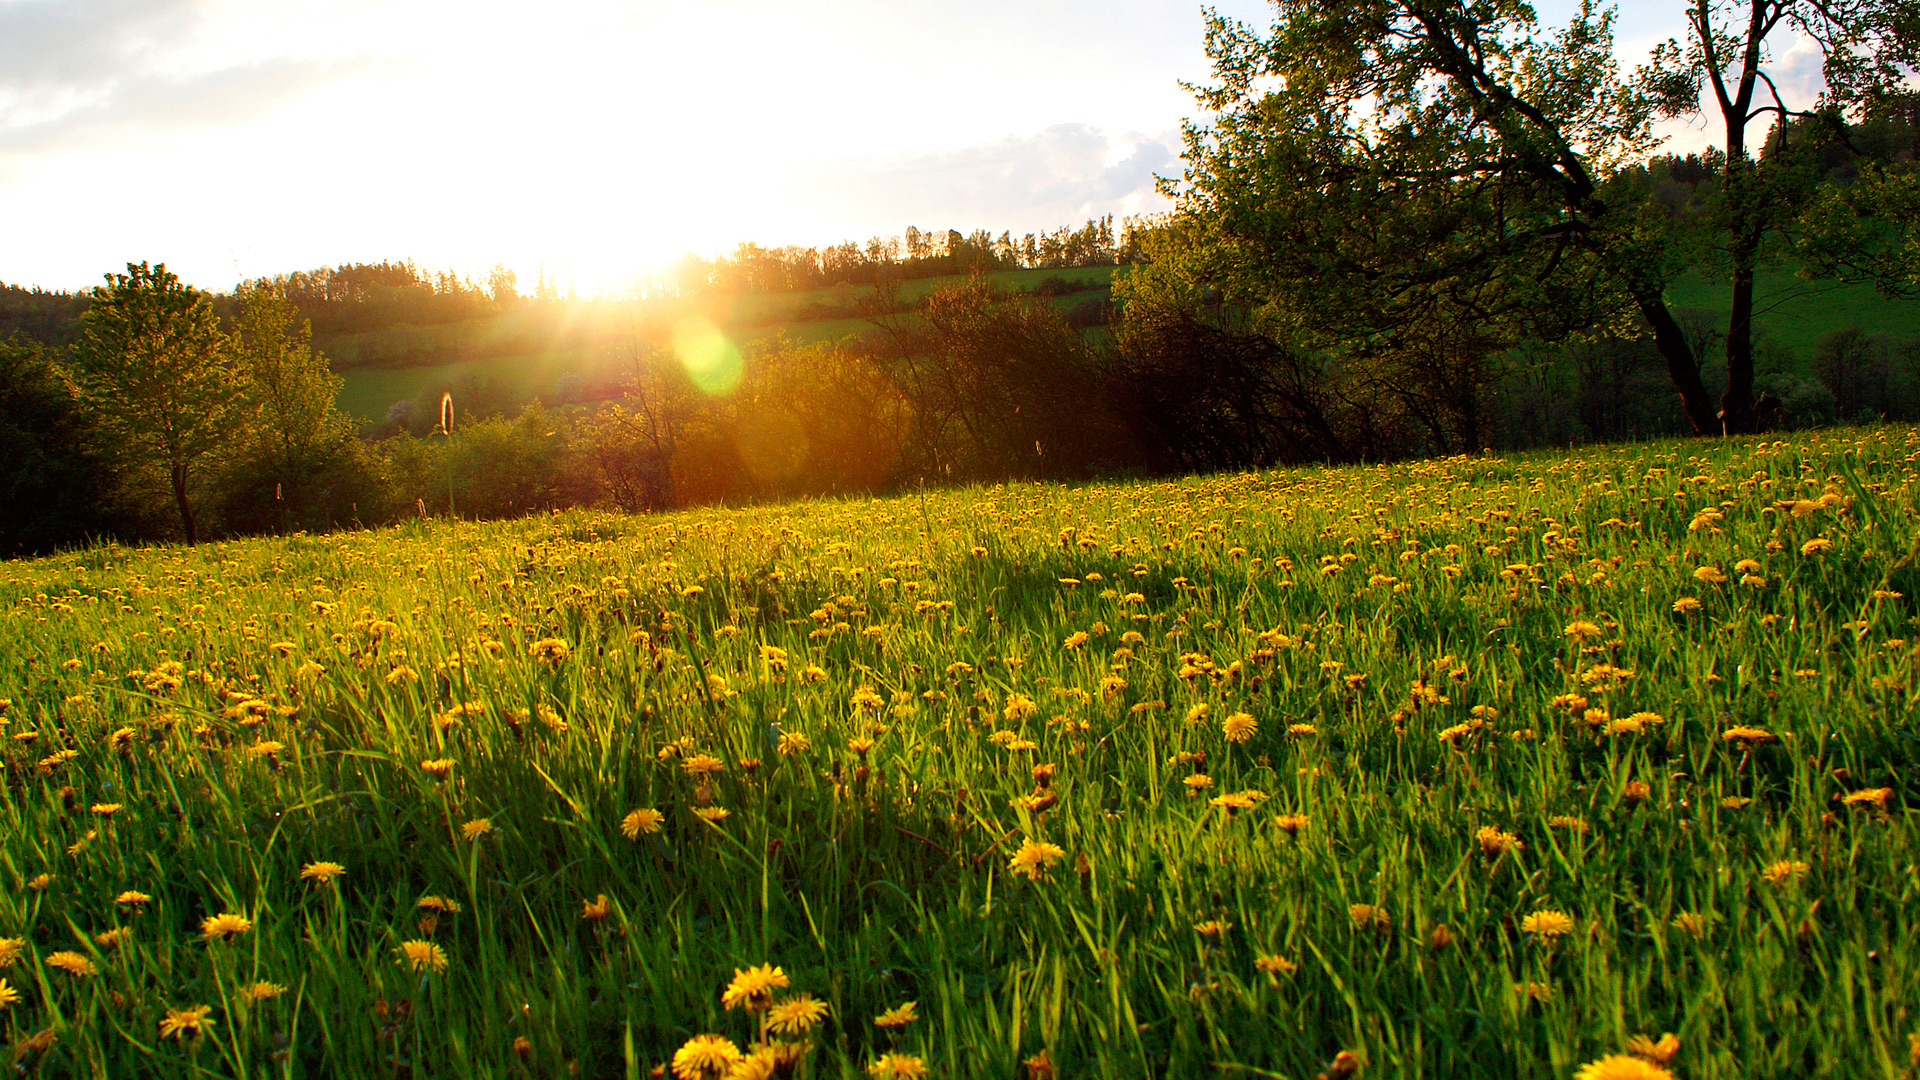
330, 267, 1117, 423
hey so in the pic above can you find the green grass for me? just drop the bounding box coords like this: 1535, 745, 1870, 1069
3, 427, 1917, 1077
1664, 269, 1920, 360
328, 267, 1118, 423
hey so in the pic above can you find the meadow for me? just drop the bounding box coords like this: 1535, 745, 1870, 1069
1, 427, 1917, 1079
328, 267, 1117, 424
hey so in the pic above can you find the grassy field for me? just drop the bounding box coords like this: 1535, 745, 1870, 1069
3, 428, 1918, 1078
329, 267, 1116, 424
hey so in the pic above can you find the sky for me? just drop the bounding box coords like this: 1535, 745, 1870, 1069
0, 0, 1820, 296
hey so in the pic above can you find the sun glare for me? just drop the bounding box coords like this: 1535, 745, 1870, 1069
671, 317, 743, 395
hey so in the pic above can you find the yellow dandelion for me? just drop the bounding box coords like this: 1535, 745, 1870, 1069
0, 978, 18, 1009
461, 818, 494, 840
0, 939, 24, 967
1762, 859, 1811, 885
1842, 787, 1893, 810
693, 806, 731, 824
300, 861, 346, 886
1221, 712, 1257, 743
158, 1004, 215, 1040
621, 808, 664, 838
681, 753, 726, 777
528, 637, 571, 664
1670, 911, 1710, 939
873, 1000, 920, 1029
420, 758, 456, 780
765, 992, 829, 1035
1521, 909, 1575, 940
395, 939, 448, 973
239, 981, 287, 1004
1671, 596, 1702, 614
1009, 839, 1066, 881
44, 951, 96, 978
1563, 620, 1603, 640
869, 1052, 930, 1079
1800, 537, 1832, 555
1572, 1053, 1674, 1080
201, 913, 253, 942
1476, 825, 1523, 857
89, 803, 123, 818
1349, 904, 1390, 933
581, 894, 613, 923
672, 1034, 741, 1080
1625, 1032, 1680, 1066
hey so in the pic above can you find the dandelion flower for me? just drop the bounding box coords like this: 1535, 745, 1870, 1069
1009, 839, 1066, 881
461, 818, 494, 840
1563, 621, 1603, 641
1348, 904, 1389, 932
621, 808, 664, 838
721, 964, 790, 1011
1842, 787, 1893, 810
1671, 597, 1702, 614
45, 951, 96, 978
528, 637, 570, 664
1273, 814, 1308, 835
201, 913, 253, 942
671, 1034, 741, 1080
1193, 919, 1231, 939
765, 993, 829, 1035
1625, 1033, 1680, 1065
158, 1004, 214, 1040
0, 939, 23, 967
420, 758, 456, 780
1693, 565, 1727, 584
300, 861, 346, 886
681, 753, 726, 777
1723, 726, 1774, 744
1476, 826, 1523, 857
873, 1001, 919, 1028
1572, 1053, 1674, 1080
693, 806, 731, 824
1221, 712, 1257, 743
89, 803, 123, 818
580, 894, 613, 923
239, 981, 287, 1003
0, 978, 18, 1008
1800, 537, 1832, 555
869, 1052, 930, 1079
1670, 912, 1710, 939
416, 895, 463, 914
1762, 859, 1811, 885
395, 939, 448, 973
1255, 954, 1297, 978
1521, 910, 1575, 940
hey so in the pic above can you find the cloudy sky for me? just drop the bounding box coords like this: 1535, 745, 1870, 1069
0, 0, 1784, 295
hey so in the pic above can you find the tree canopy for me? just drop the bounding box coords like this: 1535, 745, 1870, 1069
1138, 0, 1919, 438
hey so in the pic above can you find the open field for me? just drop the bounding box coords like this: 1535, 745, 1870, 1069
2, 428, 1918, 1077
329, 267, 1117, 424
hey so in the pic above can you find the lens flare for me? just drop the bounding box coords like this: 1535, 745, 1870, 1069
671, 317, 742, 395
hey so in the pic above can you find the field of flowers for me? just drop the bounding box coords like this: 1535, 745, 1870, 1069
1, 427, 1917, 1079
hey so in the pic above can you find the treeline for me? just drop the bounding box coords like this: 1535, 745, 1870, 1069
0, 216, 1143, 352
6, 256, 1919, 558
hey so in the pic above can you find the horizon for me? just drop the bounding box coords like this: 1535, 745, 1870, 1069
0, 0, 1810, 297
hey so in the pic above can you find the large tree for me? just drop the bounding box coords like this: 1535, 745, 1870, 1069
68, 262, 237, 543
1158, 0, 1917, 435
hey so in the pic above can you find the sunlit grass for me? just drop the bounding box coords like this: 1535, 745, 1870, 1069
1, 426, 1915, 1077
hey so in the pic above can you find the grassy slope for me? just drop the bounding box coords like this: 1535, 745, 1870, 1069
2, 427, 1917, 1077
1663, 269, 1920, 359
329, 267, 1117, 423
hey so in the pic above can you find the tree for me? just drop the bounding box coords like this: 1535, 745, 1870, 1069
0, 335, 125, 555
216, 281, 371, 533
1161, 0, 1917, 435
68, 262, 236, 542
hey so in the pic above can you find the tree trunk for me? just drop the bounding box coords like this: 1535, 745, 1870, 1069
1721, 254, 1759, 432
171, 462, 197, 544
1638, 294, 1721, 434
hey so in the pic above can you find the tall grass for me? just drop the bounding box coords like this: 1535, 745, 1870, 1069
0, 427, 1915, 1078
